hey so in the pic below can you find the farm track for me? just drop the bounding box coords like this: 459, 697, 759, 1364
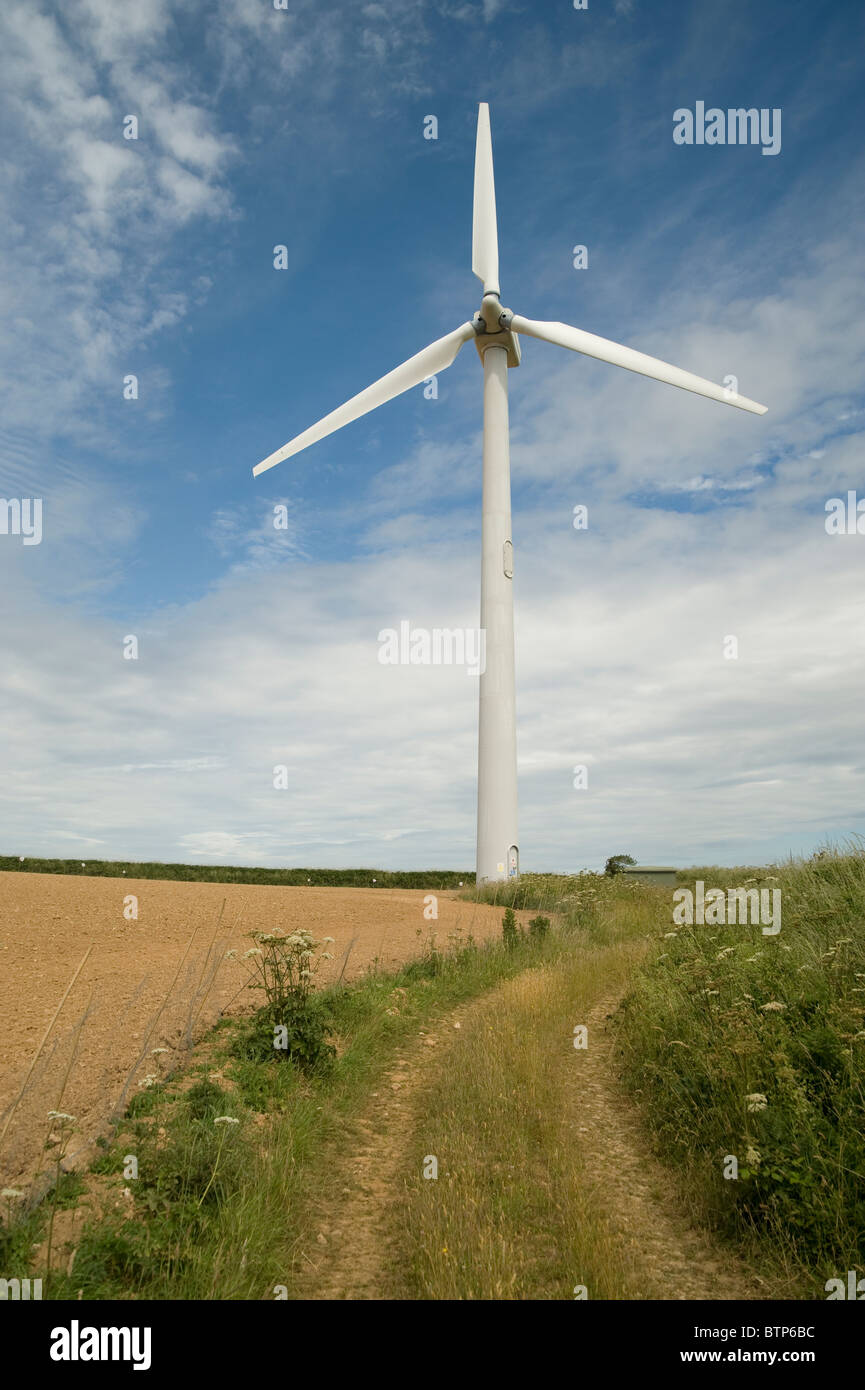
295, 1011, 467, 1300
297, 983, 764, 1300
0, 872, 520, 1187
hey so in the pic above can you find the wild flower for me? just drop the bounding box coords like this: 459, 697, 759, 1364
761, 1001, 786, 1012
213, 1116, 239, 1126
746, 1093, 768, 1113
745, 1146, 761, 1166
46, 1111, 76, 1123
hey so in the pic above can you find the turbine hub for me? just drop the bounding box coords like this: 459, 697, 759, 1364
473, 296, 520, 367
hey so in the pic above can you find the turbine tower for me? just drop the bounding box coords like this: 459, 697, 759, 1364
252, 104, 767, 886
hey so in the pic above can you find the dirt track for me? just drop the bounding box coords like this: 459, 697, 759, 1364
0, 872, 516, 1188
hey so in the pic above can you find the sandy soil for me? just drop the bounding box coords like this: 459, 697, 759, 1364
0, 871, 515, 1189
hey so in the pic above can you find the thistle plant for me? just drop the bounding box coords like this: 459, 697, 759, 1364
502, 907, 520, 951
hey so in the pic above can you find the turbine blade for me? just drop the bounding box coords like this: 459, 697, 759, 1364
510, 315, 768, 415
253, 322, 476, 476
472, 103, 500, 297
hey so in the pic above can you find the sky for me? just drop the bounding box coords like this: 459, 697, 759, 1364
0, 0, 863, 873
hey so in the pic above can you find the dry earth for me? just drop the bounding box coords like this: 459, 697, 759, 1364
0, 871, 523, 1189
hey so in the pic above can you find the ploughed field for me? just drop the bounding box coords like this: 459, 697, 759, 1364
0, 871, 514, 1187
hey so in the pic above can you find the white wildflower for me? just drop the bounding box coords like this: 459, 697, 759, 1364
746, 1093, 768, 1113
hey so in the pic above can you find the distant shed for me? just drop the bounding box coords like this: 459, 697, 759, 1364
620, 865, 678, 887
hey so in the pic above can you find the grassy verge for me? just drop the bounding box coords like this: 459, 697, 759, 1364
613, 848, 865, 1296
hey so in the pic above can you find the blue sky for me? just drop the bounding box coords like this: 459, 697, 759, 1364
1, 0, 864, 871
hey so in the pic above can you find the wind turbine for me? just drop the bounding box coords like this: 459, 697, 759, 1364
252, 103, 767, 886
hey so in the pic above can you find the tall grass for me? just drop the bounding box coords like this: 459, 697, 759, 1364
614, 847, 865, 1294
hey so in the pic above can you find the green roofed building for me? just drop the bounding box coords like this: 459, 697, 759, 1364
620, 865, 677, 887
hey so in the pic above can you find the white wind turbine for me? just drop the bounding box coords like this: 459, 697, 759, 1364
253, 103, 767, 885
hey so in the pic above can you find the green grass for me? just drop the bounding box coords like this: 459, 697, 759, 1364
614, 847, 865, 1295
